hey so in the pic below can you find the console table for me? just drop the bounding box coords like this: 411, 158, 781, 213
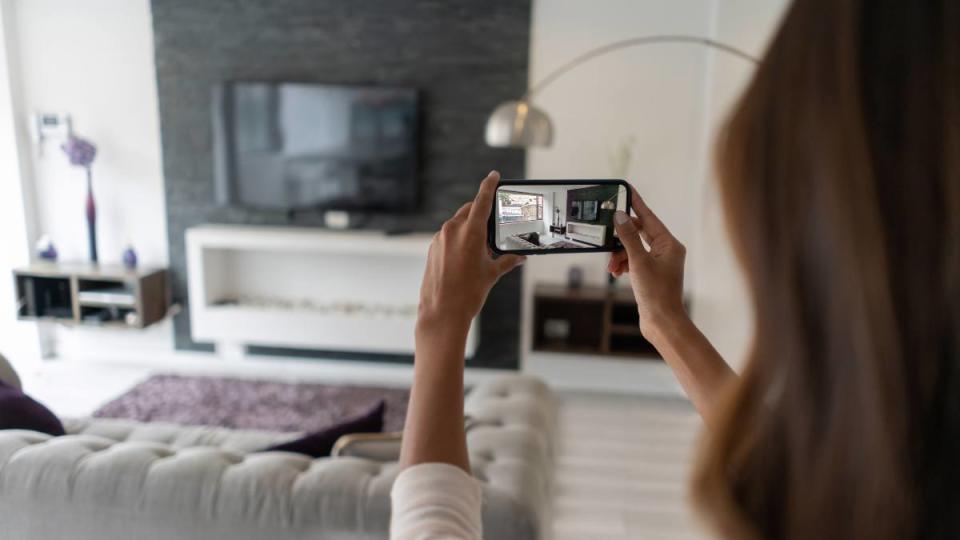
532, 284, 660, 359
565, 222, 606, 247
13, 263, 170, 328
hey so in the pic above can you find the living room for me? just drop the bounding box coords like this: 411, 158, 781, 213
0, 1, 818, 539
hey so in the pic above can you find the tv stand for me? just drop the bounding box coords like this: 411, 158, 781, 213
185, 224, 478, 358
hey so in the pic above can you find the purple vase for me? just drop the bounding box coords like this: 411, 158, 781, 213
122, 246, 138, 270
85, 168, 98, 264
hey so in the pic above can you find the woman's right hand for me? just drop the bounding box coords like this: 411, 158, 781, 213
608, 190, 688, 340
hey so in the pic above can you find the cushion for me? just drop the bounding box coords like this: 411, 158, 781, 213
261, 400, 385, 458
0, 379, 65, 436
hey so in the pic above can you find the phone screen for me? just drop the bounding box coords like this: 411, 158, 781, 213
489, 180, 630, 254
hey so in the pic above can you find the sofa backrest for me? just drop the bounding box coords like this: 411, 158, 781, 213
0, 352, 22, 391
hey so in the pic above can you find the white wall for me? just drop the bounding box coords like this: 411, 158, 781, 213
8, 0, 172, 356
0, 0, 43, 366
2, 0, 790, 389
688, 1, 790, 372
522, 0, 789, 393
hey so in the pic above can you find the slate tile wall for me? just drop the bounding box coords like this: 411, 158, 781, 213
151, 0, 531, 369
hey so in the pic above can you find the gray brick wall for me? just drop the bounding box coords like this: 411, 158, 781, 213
151, 0, 531, 369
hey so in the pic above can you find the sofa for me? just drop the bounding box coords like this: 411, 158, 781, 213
0, 355, 556, 540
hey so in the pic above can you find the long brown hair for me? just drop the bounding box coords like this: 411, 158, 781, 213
694, 1, 960, 538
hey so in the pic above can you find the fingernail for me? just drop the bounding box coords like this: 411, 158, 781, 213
614, 211, 629, 225
488, 170, 499, 177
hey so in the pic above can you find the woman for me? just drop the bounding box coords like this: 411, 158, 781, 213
392, 0, 960, 538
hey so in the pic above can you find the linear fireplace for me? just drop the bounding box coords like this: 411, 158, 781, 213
186, 225, 478, 359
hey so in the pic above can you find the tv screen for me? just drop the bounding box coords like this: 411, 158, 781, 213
213, 82, 419, 212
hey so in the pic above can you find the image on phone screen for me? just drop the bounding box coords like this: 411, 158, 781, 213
489, 180, 630, 254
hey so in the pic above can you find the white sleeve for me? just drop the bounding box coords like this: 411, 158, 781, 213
390, 462, 483, 540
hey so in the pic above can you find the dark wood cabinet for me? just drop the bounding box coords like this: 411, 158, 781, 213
532, 284, 660, 359
13, 263, 170, 329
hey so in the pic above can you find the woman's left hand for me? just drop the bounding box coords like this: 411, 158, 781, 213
417, 171, 525, 331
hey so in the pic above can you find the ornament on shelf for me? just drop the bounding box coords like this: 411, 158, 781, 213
122, 245, 138, 270
35, 235, 58, 262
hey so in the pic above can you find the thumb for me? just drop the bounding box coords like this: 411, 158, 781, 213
614, 211, 649, 260
494, 254, 525, 277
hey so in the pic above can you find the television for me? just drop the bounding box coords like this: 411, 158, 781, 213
212, 82, 419, 212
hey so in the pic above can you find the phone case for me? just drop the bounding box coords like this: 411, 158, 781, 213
487, 179, 632, 256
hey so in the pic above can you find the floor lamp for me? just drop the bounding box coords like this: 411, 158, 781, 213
485, 35, 760, 148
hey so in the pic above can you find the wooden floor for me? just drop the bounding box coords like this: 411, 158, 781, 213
18, 356, 711, 539
552, 393, 710, 540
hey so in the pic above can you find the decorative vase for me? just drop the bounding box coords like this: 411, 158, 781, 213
85, 167, 98, 264
122, 245, 138, 270
567, 265, 584, 290
35, 234, 58, 262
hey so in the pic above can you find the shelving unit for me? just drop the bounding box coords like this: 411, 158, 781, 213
13, 263, 170, 329
532, 284, 660, 359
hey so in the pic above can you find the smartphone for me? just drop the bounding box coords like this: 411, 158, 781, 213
488, 179, 631, 255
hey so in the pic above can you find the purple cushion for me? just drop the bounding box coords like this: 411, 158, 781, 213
0, 379, 65, 436
261, 400, 385, 458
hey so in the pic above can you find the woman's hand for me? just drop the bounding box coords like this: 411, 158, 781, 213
608, 188, 688, 339
400, 170, 524, 474
609, 189, 736, 422
418, 171, 525, 332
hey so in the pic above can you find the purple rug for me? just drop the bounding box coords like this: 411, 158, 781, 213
93, 374, 409, 433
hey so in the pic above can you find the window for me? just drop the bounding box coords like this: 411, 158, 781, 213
497, 191, 543, 223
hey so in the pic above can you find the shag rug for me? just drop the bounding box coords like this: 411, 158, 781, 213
93, 374, 410, 433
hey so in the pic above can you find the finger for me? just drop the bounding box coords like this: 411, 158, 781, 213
608, 250, 628, 272
467, 170, 500, 226
450, 201, 472, 223
611, 257, 627, 274
614, 210, 650, 262
635, 218, 652, 247
630, 189, 675, 244
611, 249, 629, 263
619, 199, 651, 246
493, 254, 525, 276
612, 255, 629, 277
624, 214, 651, 246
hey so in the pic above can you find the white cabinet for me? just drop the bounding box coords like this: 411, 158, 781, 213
186, 225, 478, 358
566, 222, 606, 247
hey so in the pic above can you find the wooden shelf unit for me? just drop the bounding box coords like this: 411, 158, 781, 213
532, 284, 661, 360
13, 262, 170, 329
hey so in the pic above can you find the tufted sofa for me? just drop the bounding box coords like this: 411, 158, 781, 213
0, 363, 556, 540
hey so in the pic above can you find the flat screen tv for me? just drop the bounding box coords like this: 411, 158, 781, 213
212, 82, 419, 212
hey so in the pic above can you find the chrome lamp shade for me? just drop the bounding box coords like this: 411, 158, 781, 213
483, 35, 759, 150
484, 100, 554, 148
